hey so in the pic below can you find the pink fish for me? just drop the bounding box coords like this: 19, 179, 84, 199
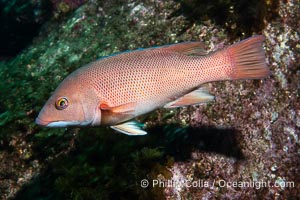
36, 35, 269, 135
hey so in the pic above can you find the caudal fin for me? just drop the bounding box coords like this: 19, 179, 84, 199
226, 35, 270, 80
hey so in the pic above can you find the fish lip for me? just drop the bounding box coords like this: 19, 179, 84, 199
35, 117, 92, 127
35, 117, 50, 126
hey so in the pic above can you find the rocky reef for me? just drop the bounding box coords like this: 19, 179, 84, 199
0, 0, 299, 199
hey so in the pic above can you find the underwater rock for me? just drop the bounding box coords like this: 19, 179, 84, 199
0, 0, 52, 58
164, 0, 300, 199
50, 0, 88, 18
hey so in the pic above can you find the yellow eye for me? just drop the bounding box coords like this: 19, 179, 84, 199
55, 97, 69, 110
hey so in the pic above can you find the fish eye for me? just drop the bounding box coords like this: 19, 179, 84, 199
55, 97, 69, 110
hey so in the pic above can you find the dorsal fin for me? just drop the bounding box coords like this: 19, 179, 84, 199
97, 42, 208, 61
161, 42, 207, 56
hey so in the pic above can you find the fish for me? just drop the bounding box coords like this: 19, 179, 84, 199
35, 35, 270, 136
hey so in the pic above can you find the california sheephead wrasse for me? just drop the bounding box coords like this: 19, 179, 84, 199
36, 35, 270, 135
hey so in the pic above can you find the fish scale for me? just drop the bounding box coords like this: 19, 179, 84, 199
81, 50, 228, 106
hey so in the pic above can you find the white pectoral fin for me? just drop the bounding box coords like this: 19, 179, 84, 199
164, 86, 215, 108
110, 121, 147, 136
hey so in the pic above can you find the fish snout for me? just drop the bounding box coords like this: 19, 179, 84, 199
35, 117, 50, 126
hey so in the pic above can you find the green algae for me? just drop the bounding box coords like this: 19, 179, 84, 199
14, 128, 170, 200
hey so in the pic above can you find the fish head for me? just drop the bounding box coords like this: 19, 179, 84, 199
35, 74, 100, 127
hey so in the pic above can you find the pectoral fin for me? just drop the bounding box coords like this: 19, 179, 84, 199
100, 102, 136, 113
164, 87, 214, 108
111, 121, 147, 136
100, 102, 137, 125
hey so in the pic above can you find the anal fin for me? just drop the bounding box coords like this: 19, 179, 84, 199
164, 87, 214, 108
111, 121, 147, 136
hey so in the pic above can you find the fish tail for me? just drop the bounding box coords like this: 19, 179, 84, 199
226, 35, 270, 80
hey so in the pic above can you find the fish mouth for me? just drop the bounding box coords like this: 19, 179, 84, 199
35, 117, 50, 126
35, 117, 91, 127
